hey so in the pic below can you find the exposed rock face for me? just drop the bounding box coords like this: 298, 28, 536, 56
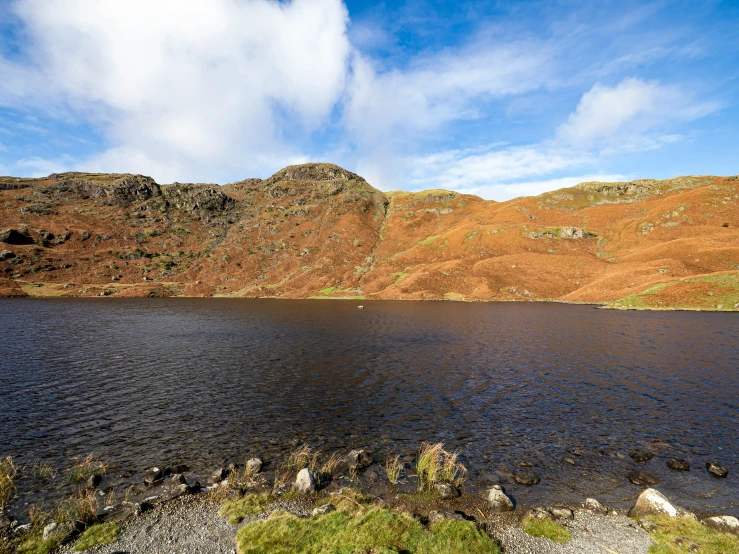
703, 515, 739, 535
51, 173, 161, 205
487, 485, 514, 512
628, 488, 688, 518
294, 468, 317, 494
706, 461, 729, 478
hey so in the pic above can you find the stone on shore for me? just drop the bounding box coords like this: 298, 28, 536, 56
628, 488, 682, 518
514, 470, 540, 485
42, 521, 78, 542
428, 510, 464, 523
295, 468, 318, 494
246, 458, 263, 474
86, 473, 103, 489
628, 470, 660, 486
434, 482, 460, 500
209, 467, 230, 485
582, 498, 608, 514
312, 504, 335, 517
667, 459, 690, 471
703, 515, 739, 535
144, 467, 164, 486
0, 511, 13, 531
487, 485, 514, 512
548, 507, 574, 520
706, 461, 728, 479
629, 449, 655, 463
345, 450, 373, 471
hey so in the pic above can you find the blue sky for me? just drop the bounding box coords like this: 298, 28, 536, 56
0, 0, 738, 200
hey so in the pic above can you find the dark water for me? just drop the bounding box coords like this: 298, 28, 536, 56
1, 298, 737, 515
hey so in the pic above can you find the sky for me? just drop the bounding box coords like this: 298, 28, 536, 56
0, 0, 738, 200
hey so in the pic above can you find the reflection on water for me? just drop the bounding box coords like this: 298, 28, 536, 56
0, 299, 737, 514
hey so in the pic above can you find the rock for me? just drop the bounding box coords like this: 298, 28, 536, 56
487, 485, 514, 512
434, 483, 460, 500
42, 521, 78, 542
703, 515, 739, 535
639, 519, 658, 532
86, 473, 103, 489
246, 458, 263, 474
209, 467, 230, 484
160, 483, 190, 502
144, 467, 164, 486
428, 510, 464, 524
345, 450, 373, 471
526, 507, 551, 520
628, 470, 660, 486
667, 459, 690, 471
705, 462, 728, 479
582, 498, 608, 514
630, 449, 655, 463
170, 464, 189, 474
548, 507, 574, 520
628, 488, 681, 518
294, 468, 318, 494
518, 461, 533, 467
170, 473, 187, 485
563, 457, 576, 465
0, 250, 15, 260
0, 511, 13, 531
0, 229, 33, 245
312, 504, 336, 517
514, 470, 540, 485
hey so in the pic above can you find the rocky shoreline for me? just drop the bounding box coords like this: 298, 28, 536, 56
1, 446, 737, 553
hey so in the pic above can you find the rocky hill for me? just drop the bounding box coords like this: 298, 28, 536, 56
1, 163, 738, 310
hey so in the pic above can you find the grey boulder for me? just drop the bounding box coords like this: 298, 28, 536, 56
487, 485, 514, 512
294, 468, 318, 494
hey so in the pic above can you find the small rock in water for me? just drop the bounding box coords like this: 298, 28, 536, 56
86, 473, 103, 489
628, 470, 660, 486
703, 515, 739, 535
705, 461, 729, 479
294, 468, 318, 494
246, 458, 263, 474
514, 470, 540, 485
630, 449, 655, 463
312, 504, 335, 517
562, 457, 576, 465
487, 485, 514, 512
428, 510, 464, 524
628, 488, 684, 518
518, 461, 532, 467
434, 482, 460, 500
666, 459, 690, 471
345, 449, 373, 471
582, 498, 607, 514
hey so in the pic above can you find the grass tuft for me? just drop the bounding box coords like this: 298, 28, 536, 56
0, 456, 18, 509
416, 443, 467, 491
385, 455, 402, 485
523, 517, 573, 543
55, 490, 99, 525
73, 523, 120, 551
274, 445, 320, 490
30, 461, 56, 481
68, 455, 107, 484
646, 515, 739, 553
235, 506, 500, 554
219, 493, 272, 524
17, 534, 63, 554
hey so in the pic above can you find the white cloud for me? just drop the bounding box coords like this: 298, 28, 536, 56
556, 77, 716, 146
2, 0, 351, 182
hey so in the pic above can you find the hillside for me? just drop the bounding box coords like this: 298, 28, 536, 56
1, 163, 738, 310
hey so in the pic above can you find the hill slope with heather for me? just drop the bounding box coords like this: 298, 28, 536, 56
1, 163, 738, 310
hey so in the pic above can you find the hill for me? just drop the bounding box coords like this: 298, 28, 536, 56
1, 163, 738, 310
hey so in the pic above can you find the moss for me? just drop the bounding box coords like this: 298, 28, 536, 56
646, 515, 739, 553
73, 523, 120, 551
219, 493, 273, 524
523, 517, 573, 543
235, 507, 499, 554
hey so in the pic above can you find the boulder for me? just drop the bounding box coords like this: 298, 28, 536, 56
0, 229, 33, 245
628, 470, 660, 486
582, 498, 608, 514
86, 473, 103, 489
548, 507, 574, 520
312, 504, 336, 517
487, 485, 514, 512
42, 521, 78, 542
246, 458, 263, 474
706, 462, 728, 479
629, 449, 655, 463
0, 250, 15, 260
703, 515, 739, 535
428, 510, 464, 524
345, 450, 373, 471
628, 488, 682, 518
514, 470, 540, 485
144, 467, 164, 486
434, 483, 460, 500
666, 459, 690, 471
294, 468, 318, 494
209, 467, 230, 485
170, 464, 189, 474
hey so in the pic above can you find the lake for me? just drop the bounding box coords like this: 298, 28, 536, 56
1, 298, 737, 515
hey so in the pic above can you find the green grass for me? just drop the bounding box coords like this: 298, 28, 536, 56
17, 535, 63, 554
73, 523, 120, 551
523, 518, 573, 543
235, 507, 500, 554
646, 516, 739, 554
319, 286, 336, 295
419, 235, 440, 246
219, 493, 273, 524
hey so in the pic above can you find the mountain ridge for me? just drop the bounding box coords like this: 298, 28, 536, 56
1, 163, 738, 310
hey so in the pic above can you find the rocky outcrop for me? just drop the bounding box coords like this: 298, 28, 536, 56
162, 183, 236, 214
49, 173, 161, 204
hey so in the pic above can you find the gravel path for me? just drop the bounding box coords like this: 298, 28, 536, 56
492, 511, 653, 554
